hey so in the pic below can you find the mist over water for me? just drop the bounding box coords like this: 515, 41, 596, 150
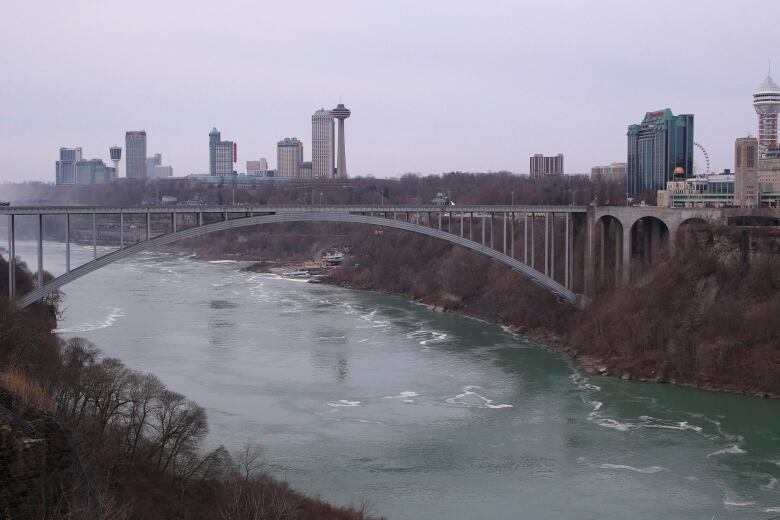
12, 241, 780, 519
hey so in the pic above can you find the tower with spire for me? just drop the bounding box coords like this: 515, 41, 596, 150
753, 64, 780, 158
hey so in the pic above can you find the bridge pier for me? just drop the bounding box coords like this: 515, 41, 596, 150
38, 214, 44, 288
7, 215, 14, 300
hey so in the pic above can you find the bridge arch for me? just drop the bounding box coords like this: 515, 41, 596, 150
629, 216, 670, 279
16, 212, 581, 309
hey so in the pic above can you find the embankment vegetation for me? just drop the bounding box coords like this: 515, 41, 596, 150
0, 257, 380, 519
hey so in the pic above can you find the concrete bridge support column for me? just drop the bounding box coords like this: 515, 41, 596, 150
565, 213, 570, 290
551, 213, 555, 281
622, 225, 632, 287
481, 214, 486, 245
667, 224, 678, 258
490, 213, 494, 249
460, 213, 464, 237
92, 213, 97, 260
583, 209, 596, 298
614, 222, 622, 288
530, 213, 535, 269
510, 213, 515, 259
7, 215, 14, 300
503, 213, 507, 255
119, 213, 124, 250
599, 219, 606, 289
65, 214, 70, 273
524, 213, 529, 264
38, 214, 44, 288
544, 213, 549, 276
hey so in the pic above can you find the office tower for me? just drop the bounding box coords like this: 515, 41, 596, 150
312, 109, 335, 179
626, 109, 694, 196
209, 127, 235, 176
332, 103, 351, 178
125, 131, 147, 179
529, 154, 564, 179
735, 137, 759, 207
277, 137, 303, 178
754, 73, 780, 158
109, 146, 122, 177
246, 159, 269, 176
209, 127, 220, 175
55, 147, 83, 185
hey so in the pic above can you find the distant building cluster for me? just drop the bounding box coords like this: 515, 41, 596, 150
199, 103, 351, 183
55, 147, 116, 185
56, 130, 172, 185
54, 102, 349, 185
656, 72, 780, 208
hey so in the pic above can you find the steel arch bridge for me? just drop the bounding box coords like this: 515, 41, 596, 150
2, 205, 589, 308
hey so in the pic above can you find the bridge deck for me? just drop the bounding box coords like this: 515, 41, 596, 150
0, 204, 590, 215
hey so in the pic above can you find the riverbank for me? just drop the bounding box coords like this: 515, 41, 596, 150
315, 225, 779, 399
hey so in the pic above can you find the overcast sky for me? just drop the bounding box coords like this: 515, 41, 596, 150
1, 0, 778, 181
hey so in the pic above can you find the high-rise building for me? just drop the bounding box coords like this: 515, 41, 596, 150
591, 162, 627, 182
209, 127, 220, 175
735, 137, 759, 207
529, 154, 564, 178
277, 137, 303, 178
55, 147, 83, 185
312, 109, 335, 179
208, 127, 235, 176
754, 73, 780, 158
626, 109, 694, 196
246, 159, 269, 176
146, 153, 162, 175
125, 131, 147, 179
332, 103, 351, 179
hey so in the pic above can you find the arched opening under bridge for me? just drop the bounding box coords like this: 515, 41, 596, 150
628, 216, 670, 281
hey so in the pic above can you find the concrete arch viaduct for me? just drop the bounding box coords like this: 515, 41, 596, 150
0, 204, 769, 310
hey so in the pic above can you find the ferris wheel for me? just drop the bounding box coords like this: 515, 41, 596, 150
693, 142, 711, 176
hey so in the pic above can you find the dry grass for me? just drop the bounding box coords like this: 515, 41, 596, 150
0, 368, 53, 412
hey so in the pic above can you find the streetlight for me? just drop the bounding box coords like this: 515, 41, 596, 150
511, 191, 514, 205
320, 192, 323, 205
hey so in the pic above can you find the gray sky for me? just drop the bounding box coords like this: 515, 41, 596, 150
1, 0, 778, 181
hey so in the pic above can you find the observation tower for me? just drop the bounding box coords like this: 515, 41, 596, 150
331, 103, 351, 179
109, 146, 122, 177
753, 72, 780, 158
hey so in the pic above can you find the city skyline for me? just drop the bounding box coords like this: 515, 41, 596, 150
1, 1, 779, 182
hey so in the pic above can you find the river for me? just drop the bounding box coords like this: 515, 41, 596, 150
12, 240, 780, 519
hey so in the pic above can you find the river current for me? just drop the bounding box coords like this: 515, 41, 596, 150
12, 241, 780, 519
